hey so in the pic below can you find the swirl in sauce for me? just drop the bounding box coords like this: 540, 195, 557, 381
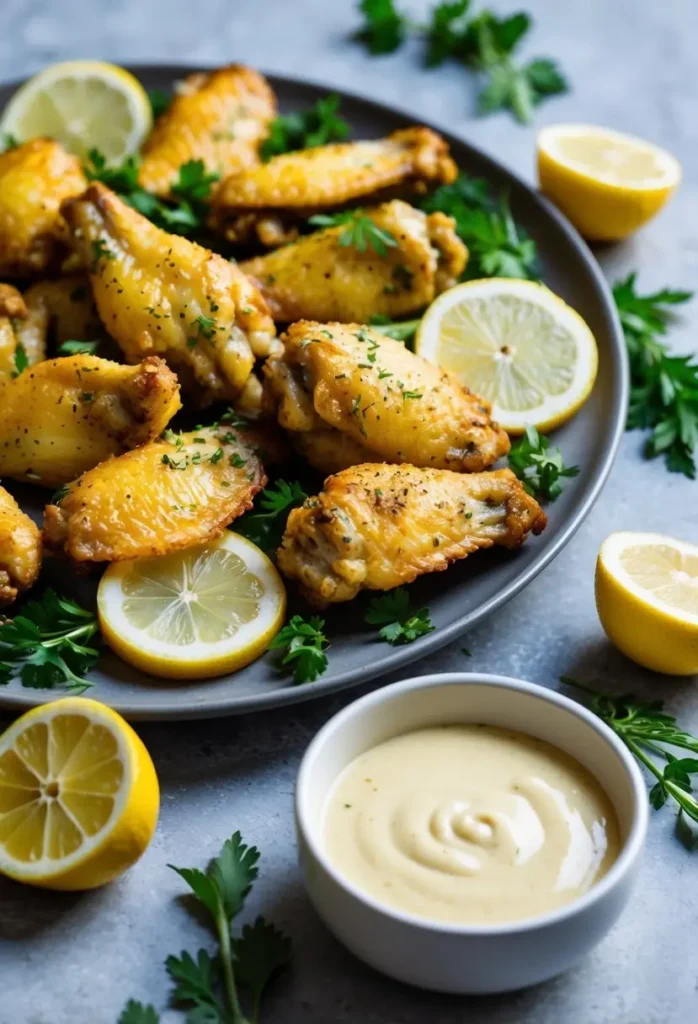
323, 725, 619, 924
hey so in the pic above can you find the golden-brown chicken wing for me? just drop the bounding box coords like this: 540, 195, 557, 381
210, 127, 458, 246
139, 65, 276, 196
278, 465, 546, 605
0, 355, 180, 488
62, 183, 277, 406
263, 321, 510, 474
0, 139, 87, 277
10, 275, 106, 368
0, 284, 29, 383
43, 427, 265, 563
240, 201, 467, 323
0, 485, 42, 605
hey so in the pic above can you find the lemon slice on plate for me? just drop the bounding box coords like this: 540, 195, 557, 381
0, 60, 152, 163
98, 532, 287, 680
415, 278, 598, 434
596, 532, 698, 676
0, 697, 159, 890
538, 124, 681, 241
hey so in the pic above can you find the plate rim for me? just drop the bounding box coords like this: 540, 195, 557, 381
0, 65, 629, 720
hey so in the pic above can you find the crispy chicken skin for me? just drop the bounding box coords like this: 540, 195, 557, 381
0, 486, 42, 605
0, 284, 30, 383
263, 321, 510, 474
277, 465, 547, 606
12, 276, 104, 366
139, 65, 276, 197
0, 139, 87, 277
44, 427, 266, 563
241, 202, 467, 323
0, 355, 181, 488
62, 184, 277, 405
210, 127, 458, 246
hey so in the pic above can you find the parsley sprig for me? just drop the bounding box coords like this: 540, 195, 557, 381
269, 615, 330, 684
369, 314, 421, 343
565, 679, 698, 850
507, 425, 579, 501
613, 273, 696, 478
309, 209, 398, 256
365, 588, 434, 644
0, 589, 99, 693
58, 340, 100, 356
236, 480, 308, 553
12, 343, 29, 377
260, 94, 350, 161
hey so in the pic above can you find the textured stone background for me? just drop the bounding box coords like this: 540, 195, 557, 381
1, 1, 697, 1021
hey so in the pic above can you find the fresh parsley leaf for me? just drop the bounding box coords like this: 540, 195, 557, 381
364, 588, 434, 645
261, 94, 350, 161
12, 343, 28, 377
508, 425, 579, 501
0, 589, 99, 693
85, 148, 140, 191
58, 339, 100, 356
425, 0, 472, 67
235, 480, 307, 553
171, 159, 220, 204
268, 615, 330, 684
2, 132, 19, 151
613, 273, 696, 478
369, 314, 420, 343
232, 917, 293, 1020
309, 209, 397, 256
117, 1000, 160, 1024
148, 87, 171, 119
166, 949, 225, 1021
90, 238, 115, 271
356, 0, 408, 54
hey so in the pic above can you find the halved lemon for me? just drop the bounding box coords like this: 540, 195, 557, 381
538, 124, 681, 241
0, 697, 159, 890
596, 532, 698, 676
98, 532, 286, 680
0, 60, 152, 163
415, 278, 598, 433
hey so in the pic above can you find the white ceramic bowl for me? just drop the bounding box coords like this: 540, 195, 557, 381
295, 673, 648, 994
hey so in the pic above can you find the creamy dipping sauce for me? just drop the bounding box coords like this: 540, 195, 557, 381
323, 725, 620, 925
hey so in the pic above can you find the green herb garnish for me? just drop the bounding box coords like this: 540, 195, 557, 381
235, 480, 307, 553
309, 209, 398, 256
356, 0, 408, 53
90, 238, 115, 270
364, 588, 434, 644
147, 88, 171, 120
260, 94, 350, 161
57, 340, 100, 356
369, 314, 420, 343
507, 425, 579, 501
12, 343, 28, 377
118, 1001, 159, 1024
268, 615, 330, 684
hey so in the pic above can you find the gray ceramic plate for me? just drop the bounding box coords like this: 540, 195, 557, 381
0, 66, 628, 720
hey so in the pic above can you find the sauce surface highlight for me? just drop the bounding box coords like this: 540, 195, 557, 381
323, 724, 619, 924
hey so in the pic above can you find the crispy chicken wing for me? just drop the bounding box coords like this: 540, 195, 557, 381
0, 284, 30, 383
0, 485, 42, 605
0, 355, 180, 488
210, 127, 457, 246
240, 202, 467, 323
62, 183, 277, 405
139, 65, 276, 196
0, 139, 86, 277
278, 465, 546, 605
263, 321, 510, 473
44, 427, 265, 563
12, 276, 105, 366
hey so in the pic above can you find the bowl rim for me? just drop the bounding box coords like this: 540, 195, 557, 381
296, 672, 649, 937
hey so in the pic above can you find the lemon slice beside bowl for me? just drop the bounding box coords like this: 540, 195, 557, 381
596, 532, 698, 676
538, 124, 681, 241
0, 60, 152, 163
98, 532, 287, 680
415, 278, 598, 434
0, 697, 159, 890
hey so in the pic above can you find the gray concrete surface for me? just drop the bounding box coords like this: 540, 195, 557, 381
1, 1, 697, 1021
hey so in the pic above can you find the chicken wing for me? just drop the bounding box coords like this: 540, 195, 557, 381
44, 427, 265, 563
278, 465, 546, 605
0, 486, 42, 605
210, 127, 458, 246
139, 65, 276, 196
240, 202, 467, 323
62, 183, 277, 405
10, 275, 106, 367
0, 284, 29, 383
0, 139, 86, 277
263, 321, 510, 474
0, 355, 180, 488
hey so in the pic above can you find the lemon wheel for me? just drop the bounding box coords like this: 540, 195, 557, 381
0, 697, 159, 890
0, 61, 152, 163
98, 532, 287, 680
596, 532, 698, 676
538, 124, 681, 241
415, 278, 598, 434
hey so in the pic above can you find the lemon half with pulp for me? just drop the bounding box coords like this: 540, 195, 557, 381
98, 532, 287, 680
538, 124, 681, 241
596, 532, 698, 676
415, 278, 598, 434
0, 697, 159, 890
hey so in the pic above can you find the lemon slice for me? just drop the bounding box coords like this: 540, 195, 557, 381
415, 278, 598, 433
0, 61, 152, 163
98, 532, 287, 680
0, 697, 159, 890
596, 532, 698, 676
538, 124, 681, 241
